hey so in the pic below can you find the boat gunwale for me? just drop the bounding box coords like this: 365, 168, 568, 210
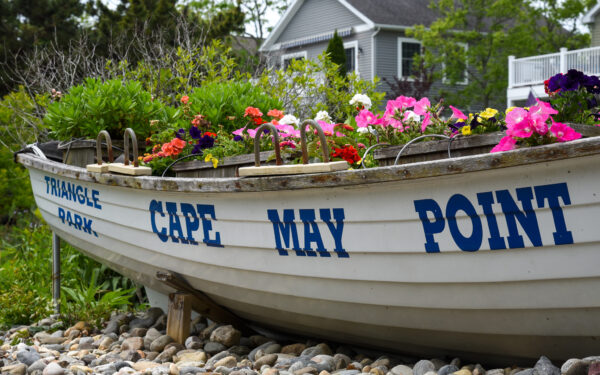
16, 136, 600, 193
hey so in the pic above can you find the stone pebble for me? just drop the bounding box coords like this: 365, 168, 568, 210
0, 309, 598, 375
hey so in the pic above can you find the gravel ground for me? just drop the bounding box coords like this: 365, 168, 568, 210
0, 307, 598, 375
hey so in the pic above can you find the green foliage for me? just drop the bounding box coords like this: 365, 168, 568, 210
257, 53, 384, 123
0, 150, 35, 223
0, 87, 49, 152
187, 81, 283, 133
408, 0, 592, 109
44, 78, 175, 140
0, 219, 142, 330
326, 31, 347, 78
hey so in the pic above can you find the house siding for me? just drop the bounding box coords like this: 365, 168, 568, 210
592, 14, 600, 47
276, 0, 363, 43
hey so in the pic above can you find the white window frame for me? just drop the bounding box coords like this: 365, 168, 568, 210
397, 37, 422, 81
281, 51, 307, 69
343, 40, 359, 75
442, 43, 469, 85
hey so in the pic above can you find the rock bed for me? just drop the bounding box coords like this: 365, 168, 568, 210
0, 307, 598, 375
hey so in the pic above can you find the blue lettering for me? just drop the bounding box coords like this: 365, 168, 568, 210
414, 199, 445, 253
58, 207, 65, 223
299, 209, 328, 257
74, 213, 83, 230
495, 187, 542, 248
50, 178, 57, 197
76, 186, 85, 204
149, 200, 168, 242
67, 182, 76, 202
92, 190, 101, 209
446, 194, 482, 252
197, 204, 222, 247
534, 183, 573, 245
166, 202, 188, 244
61, 181, 68, 199
181, 203, 199, 245
83, 217, 93, 234
476, 192, 506, 250
45, 176, 50, 194
319, 208, 348, 258
267, 209, 301, 256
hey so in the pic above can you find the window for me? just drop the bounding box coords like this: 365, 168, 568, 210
398, 37, 422, 79
281, 51, 307, 70
344, 41, 358, 74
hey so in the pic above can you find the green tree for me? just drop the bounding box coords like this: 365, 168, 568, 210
528, 0, 594, 50
408, 0, 592, 109
326, 30, 347, 78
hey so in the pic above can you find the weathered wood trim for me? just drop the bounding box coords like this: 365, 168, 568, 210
16, 136, 600, 193
172, 151, 275, 172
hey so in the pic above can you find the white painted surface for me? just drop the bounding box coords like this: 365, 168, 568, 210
23, 150, 600, 362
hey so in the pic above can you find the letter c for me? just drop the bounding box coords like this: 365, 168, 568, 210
150, 200, 168, 242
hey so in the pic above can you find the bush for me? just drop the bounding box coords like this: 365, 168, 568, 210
186, 80, 283, 133
44, 78, 177, 140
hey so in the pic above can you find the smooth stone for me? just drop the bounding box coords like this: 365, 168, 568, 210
103, 321, 120, 336
370, 368, 385, 375
290, 360, 314, 373
34, 333, 66, 345
454, 370, 472, 375
282, 344, 307, 356
250, 336, 271, 347
144, 328, 163, 350
129, 328, 148, 337
150, 335, 174, 352
17, 350, 41, 366
485, 370, 504, 375
390, 365, 414, 375
513, 369, 534, 375
176, 351, 207, 364
42, 362, 64, 375
184, 336, 202, 350
294, 367, 318, 375
69, 365, 92, 373
348, 362, 364, 371
164, 342, 186, 354
77, 337, 95, 350
116, 366, 137, 374
94, 363, 117, 374
151, 315, 167, 332
371, 359, 391, 369
311, 356, 336, 373
229, 345, 251, 357
215, 366, 233, 375
583, 358, 600, 363
336, 372, 361, 375
98, 337, 115, 351
562, 359, 582, 375
430, 360, 447, 371
155, 346, 178, 363
3, 363, 27, 375
414, 361, 435, 375
534, 356, 559, 375
205, 342, 228, 355
178, 366, 205, 374
119, 350, 141, 362
132, 361, 161, 372
210, 326, 242, 348
121, 337, 143, 352
302, 344, 332, 358
206, 351, 233, 368
263, 369, 280, 375
254, 354, 279, 369
213, 356, 238, 369
262, 344, 282, 356
28, 359, 47, 374
146, 352, 160, 361
249, 342, 278, 362
129, 308, 164, 330
438, 365, 459, 375
201, 323, 221, 340
332, 354, 351, 371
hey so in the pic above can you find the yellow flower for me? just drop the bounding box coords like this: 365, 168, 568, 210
211, 158, 218, 168
204, 153, 213, 163
479, 108, 498, 119
461, 125, 472, 136
204, 153, 218, 168
506, 106, 517, 114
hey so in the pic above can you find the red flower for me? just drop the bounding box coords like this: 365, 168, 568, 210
244, 106, 263, 118
253, 117, 266, 125
331, 145, 361, 164
203, 132, 217, 137
181, 95, 189, 104
267, 109, 284, 119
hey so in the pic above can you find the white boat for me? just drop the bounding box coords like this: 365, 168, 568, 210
15, 136, 600, 363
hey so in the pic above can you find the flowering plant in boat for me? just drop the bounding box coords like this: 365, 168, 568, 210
544, 69, 600, 125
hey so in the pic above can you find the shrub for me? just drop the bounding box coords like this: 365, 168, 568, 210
44, 78, 176, 140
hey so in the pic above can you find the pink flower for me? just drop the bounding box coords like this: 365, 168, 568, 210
355, 110, 383, 127
180, 95, 189, 104
505, 108, 533, 138
247, 128, 258, 138
280, 140, 296, 149
267, 109, 284, 119
490, 136, 517, 153
550, 119, 582, 142
530, 99, 558, 116
449, 105, 467, 120
232, 127, 246, 136
529, 113, 549, 135
421, 113, 431, 132
413, 97, 431, 116
394, 95, 417, 109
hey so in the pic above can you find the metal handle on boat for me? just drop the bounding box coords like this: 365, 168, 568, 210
253, 123, 283, 167
361, 143, 389, 169
123, 128, 140, 167
393, 134, 454, 165
300, 119, 330, 164
96, 130, 114, 165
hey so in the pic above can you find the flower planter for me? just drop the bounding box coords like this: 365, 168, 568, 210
171, 151, 279, 178
58, 139, 147, 168
373, 124, 600, 166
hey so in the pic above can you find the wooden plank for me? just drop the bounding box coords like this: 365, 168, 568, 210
86, 163, 110, 173
108, 163, 152, 176
166, 293, 193, 345
238, 161, 348, 177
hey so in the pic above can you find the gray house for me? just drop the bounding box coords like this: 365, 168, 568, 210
259, 0, 460, 99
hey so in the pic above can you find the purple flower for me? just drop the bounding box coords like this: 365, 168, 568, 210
175, 128, 186, 139
584, 75, 600, 94
548, 74, 567, 92
233, 135, 243, 142
192, 144, 203, 155
189, 126, 202, 139
197, 134, 215, 150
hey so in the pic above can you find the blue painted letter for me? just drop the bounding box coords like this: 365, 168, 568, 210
534, 183, 573, 245
496, 187, 542, 248
149, 200, 168, 242
476, 191, 506, 250
267, 209, 302, 256
446, 194, 483, 252
414, 199, 445, 253
299, 209, 328, 257
320, 208, 348, 258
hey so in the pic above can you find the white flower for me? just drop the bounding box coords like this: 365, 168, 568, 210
403, 110, 420, 122
349, 94, 372, 110
357, 126, 375, 134
314, 110, 331, 123
279, 114, 299, 127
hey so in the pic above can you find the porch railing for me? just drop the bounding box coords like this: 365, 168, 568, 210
508, 46, 600, 88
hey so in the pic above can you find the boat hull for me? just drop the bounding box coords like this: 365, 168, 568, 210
17, 139, 600, 363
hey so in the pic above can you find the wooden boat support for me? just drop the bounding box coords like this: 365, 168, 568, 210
156, 270, 254, 336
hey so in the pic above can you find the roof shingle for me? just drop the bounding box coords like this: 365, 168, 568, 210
345, 0, 439, 27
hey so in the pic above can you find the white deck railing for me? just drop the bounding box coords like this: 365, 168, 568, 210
509, 46, 600, 88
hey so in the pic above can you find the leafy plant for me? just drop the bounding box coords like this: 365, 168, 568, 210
44, 78, 176, 140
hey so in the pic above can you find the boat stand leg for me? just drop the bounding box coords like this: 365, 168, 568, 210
156, 270, 254, 336
52, 232, 61, 314
166, 293, 193, 344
